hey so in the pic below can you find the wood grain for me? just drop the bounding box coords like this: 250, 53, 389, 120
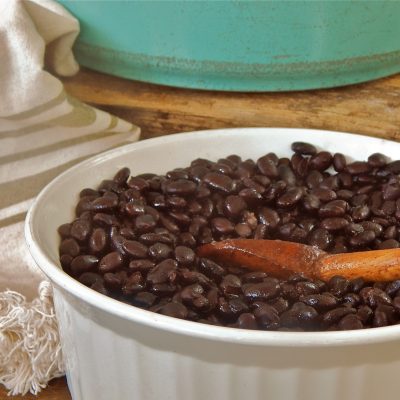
62, 68, 400, 141
10, 68, 400, 399
0, 378, 71, 399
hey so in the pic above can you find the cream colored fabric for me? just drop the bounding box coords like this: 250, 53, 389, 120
0, 0, 140, 395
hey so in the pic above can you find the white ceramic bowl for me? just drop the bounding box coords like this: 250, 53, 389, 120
26, 128, 400, 400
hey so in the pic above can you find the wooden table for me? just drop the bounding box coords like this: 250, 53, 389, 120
5, 68, 400, 400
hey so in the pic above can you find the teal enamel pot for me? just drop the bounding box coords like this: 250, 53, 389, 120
59, 1, 400, 91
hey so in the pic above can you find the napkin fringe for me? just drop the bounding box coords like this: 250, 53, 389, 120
0, 281, 64, 395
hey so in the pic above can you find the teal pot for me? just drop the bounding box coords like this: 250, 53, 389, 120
60, 1, 400, 91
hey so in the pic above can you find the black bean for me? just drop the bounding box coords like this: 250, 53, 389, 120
290, 153, 308, 177
368, 153, 388, 167
385, 280, 400, 296
351, 205, 370, 221
337, 189, 353, 200
99, 252, 124, 273
98, 180, 121, 194
243, 279, 280, 301
357, 305, 373, 324
338, 314, 363, 330
376, 304, 397, 324
223, 195, 247, 218
147, 259, 178, 285
310, 151, 332, 171
235, 223, 252, 238
79, 272, 104, 287
135, 214, 157, 233
88, 228, 107, 254
166, 169, 189, 180
322, 307, 356, 326
300, 293, 338, 310
347, 161, 371, 175
164, 179, 197, 195
129, 259, 155, 273
321, 217, 349, 231
238, 188, 263, 205
281, 302, 318, 327
219, 298, 249, 321
320, 176, 340, 191
306, 170, 324, 189
291, 142, 317, 155
257, 207, 279, 229
132, 292, 157, 308
264, 181, 287, 202
211, 217, 235, 235
360, 221, 383, 236
319, 200, 347, 218
311, 188, 337, 202
91, 195, 118, 211
257, 155, 279, 178
295, 281, 320, 296
103, 272, 125, 290
242, 177, 266, 194
125, 199, 145, 216
276, 187, 303, 208
159, 302, 188, 319
70, 219, 91, 242
174, 246, 195, 265
168, 211, 191, 226
178, 270, 211, 289
234, 313, 257, 330
123, 240, 149, 258
203, 172, 235, 193
113, 167, 130, 185
342, 293, 361, 308
71, 255, 98, 274
58, 223, 71, 238
302, 194, 321, 213
199, 258, 225, 282
127, 176, 149, 192
122, 272, 145, 295
252, 303, 279, 329
277, 164, 296, 186
148, 243, 173, 260
139, 232, 174, 245
333, 153, 347, 172
373, 310, 388, 327
177, 232, 196, 248
349, 230, 376, 247
386, 160, 400, 174
360, 287, 392, 308
59, 238, 80, 257
119, 227, 136, 239
382, 183, 400, 201
328, 276, 350, 297
220, 274, 242, 296
351, 194, 369, 207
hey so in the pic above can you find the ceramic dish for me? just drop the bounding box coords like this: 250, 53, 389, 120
26, 128, 400, 400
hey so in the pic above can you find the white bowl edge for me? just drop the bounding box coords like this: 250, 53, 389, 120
25, 127, 400, 348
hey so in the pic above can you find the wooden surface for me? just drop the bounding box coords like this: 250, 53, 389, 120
63, 68, 400, 142
10, 68, 400, 399
0, 378, 71, 400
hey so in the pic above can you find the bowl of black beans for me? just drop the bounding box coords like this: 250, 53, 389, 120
26, 128, 400, 400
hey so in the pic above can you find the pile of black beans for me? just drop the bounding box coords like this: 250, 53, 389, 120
58, 141, 400, 331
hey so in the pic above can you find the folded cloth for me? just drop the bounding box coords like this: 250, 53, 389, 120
0, 0, 140, 395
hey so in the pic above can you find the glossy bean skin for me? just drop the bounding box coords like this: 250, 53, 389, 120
59, 147, 400, 332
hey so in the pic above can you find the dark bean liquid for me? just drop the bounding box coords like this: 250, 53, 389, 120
58, 142, 400, 331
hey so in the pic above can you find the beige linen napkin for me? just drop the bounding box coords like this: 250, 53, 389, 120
0, 0, 140, 395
